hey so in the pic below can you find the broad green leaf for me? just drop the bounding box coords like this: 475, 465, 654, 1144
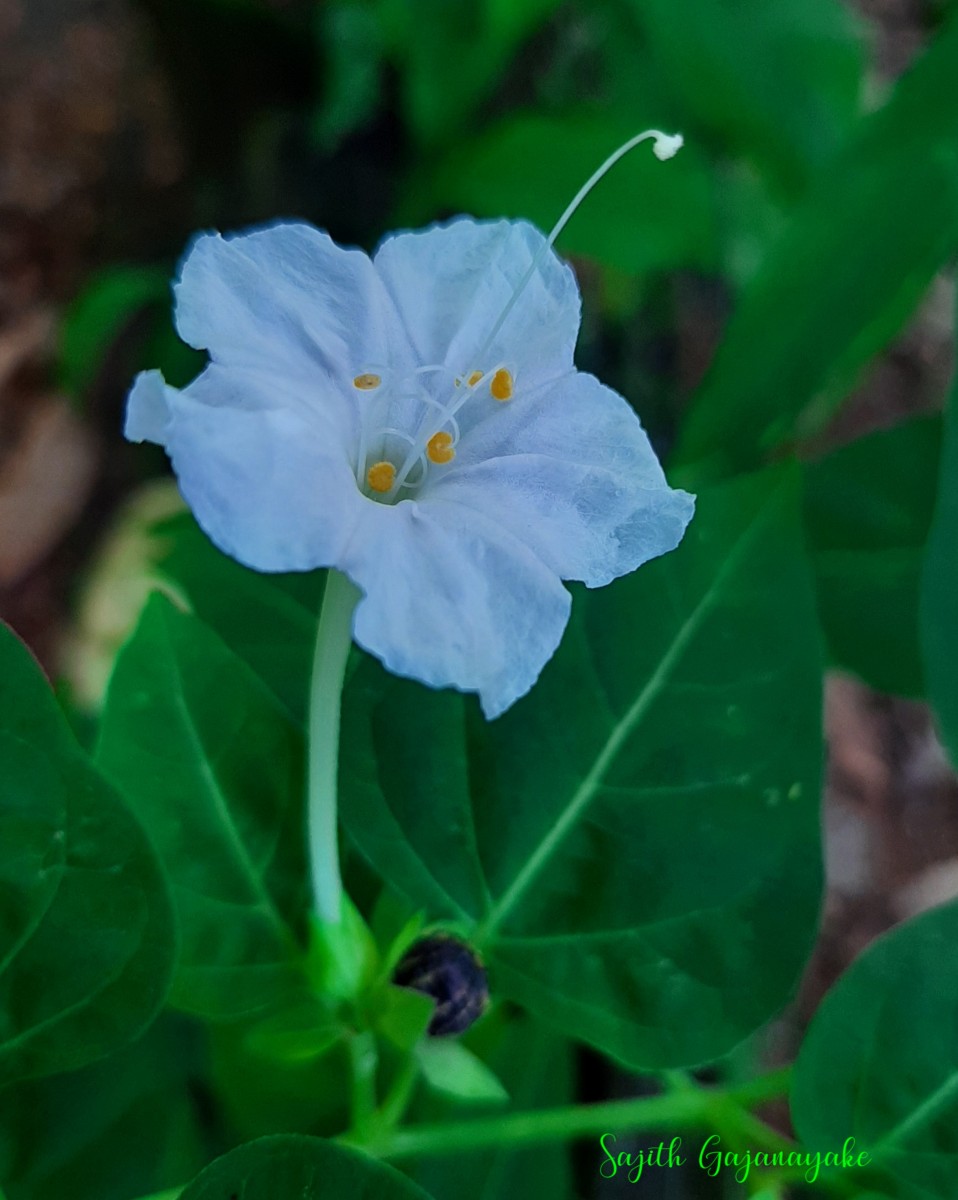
923, 369, 958, 764
792, 902, 958, 1198
627, 0, 865, 192
0, 623, 175, 1084
805, 415, 941, 697
341, 469, 823, 1067
405, 113, 715, 276
0, 628, 66, 986
96, 594, 309, 1020
2, 1017, 205, 1200
154, 512, 324, 724
179, 1134, 435, 1200
674, 17, 958, 477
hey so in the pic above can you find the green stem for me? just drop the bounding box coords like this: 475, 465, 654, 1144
377, 1052, 422, 1131
307, 569, 361, 924
364, 1069, 791, 1160
348, 1030, 380, 1140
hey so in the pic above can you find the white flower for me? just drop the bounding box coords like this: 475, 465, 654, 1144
126, 216, 694, 717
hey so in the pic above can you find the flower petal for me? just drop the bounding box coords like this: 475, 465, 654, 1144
342, 500, 572, 719
126, 369, 172, 443
142, 364, 364, 573
430, 370, 694, 587
174, 221, 412, 383
373, 218, 580, 389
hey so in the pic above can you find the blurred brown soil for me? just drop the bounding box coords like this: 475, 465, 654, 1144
0, 0, 956, 1081
0, 0, 182, 663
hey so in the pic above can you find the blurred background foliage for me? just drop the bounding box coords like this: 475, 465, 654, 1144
3, 0, 958, 1198
42, 0, 956, 701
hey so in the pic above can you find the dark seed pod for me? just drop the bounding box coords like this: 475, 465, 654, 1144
392, 934, 489, 1036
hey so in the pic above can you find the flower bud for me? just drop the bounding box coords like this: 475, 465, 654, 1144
393, 934, 488, 1036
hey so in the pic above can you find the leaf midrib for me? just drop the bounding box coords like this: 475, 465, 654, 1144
475, 490, 782, 943
167, 663, 295, 954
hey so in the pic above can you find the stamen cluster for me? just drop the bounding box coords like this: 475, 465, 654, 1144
352, 364, 514, 499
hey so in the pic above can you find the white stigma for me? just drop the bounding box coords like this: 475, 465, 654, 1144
652, 132, 684, 161
466, 128, 686, 374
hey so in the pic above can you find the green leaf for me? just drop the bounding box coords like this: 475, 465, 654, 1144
792, 902, 958, 1198
375, 986, 434, 1053
627, 0, 865, 192
341, 469, 824, 1067
0, 623, 175, 1084
411, 1013, 572, 1200
416, 1039, 509, 1105
674, 17, 958, 478
3, 1017, 205, 1200
96, 594, 309, 1020
923, 364, 958, 764
313, 3, 385, 151
60, 267, 168, 398
405, 113, 714, 276
60, 267, 203, 401
154, 512, 323, 724
179, 1134, 435, 1200
381, 0, 563, 147
243, 999, 342, 1065
805, 415, 941, 696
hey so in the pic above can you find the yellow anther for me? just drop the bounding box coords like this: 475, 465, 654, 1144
491, 368, 513, 402
367, 461, 396, 493
353, 373, 382, 390
427, 431, 456, 465
454, 370, 484, 388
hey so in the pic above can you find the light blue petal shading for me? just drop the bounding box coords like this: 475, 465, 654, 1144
126, 369, 172, 444
342, 499, 572, 719
174, 222, 413, 385
373, 218, 580, 389
431, 370, 694, 587
155, 364, 365, 573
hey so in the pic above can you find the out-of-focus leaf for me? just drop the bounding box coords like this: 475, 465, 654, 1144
674, 17, 958, 478
0, 623, 175, 1085
313, 3, 385, 151
180, 1135, 435, 1200
3, 1018, 205, 1200
60, 266, 203, 403
96, 595, 309, 1020
923, 341, 958, 763
411, 1013, 573, 1200
60, 267, 167, 398
379, 0, 564, 147
805, 415, 941, 697
407, 113, 714, 275
415, 1040, 509, 1105
627, 0, 866, 192
341, 469, 823, 1068
792, 903, 958, 1199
